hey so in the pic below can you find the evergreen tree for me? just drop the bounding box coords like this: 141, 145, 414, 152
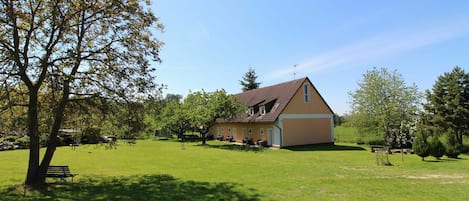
413, 131, 430, 161
424, 66, 469, 146
445, 129, 461, 158
429, 136, 445, 160
239, 67, 261, 92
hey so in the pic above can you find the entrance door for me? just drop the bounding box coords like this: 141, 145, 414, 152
273, 127, 281, 147
232, 128, 237, 142
267, 128, 273, 146
242, 128, 247, 141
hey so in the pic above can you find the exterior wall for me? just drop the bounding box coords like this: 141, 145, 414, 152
282, 80, 332, 114
210, 123, 274, 144
281, 117, 332, 147
278, 79, 334, 147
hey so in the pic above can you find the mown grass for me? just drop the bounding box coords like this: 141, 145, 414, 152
0, 139, 468, 201
334, 126, 384, 144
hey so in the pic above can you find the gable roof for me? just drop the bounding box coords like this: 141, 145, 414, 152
219, 77, 333, 123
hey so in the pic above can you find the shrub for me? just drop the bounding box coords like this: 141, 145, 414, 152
2, 135, 18, 142
429, 136, 445, 160
15, 136, 30, 149
366, 139, 385, 146
413, 132, 430, 161
444, 130, 461, 158
354, 137, 364, 145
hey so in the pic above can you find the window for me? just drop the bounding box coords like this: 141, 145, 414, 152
248, 128, 252, 133
248, 107, 254, 116
260, 105, 266, 115
304, 84, 311, 102
260, 128, 264, 135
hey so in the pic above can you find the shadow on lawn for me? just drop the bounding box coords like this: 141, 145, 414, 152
201, 144, 265, 152
1, 175, 262, 201
285, 144, 366, 152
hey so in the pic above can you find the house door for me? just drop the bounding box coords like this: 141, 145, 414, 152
242, 128, 247, 141
232, 128, 237, 142
273, 127, 281, 147
267, 128, 273, 146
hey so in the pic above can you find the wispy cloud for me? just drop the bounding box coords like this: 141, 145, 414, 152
268, 18, 469, 79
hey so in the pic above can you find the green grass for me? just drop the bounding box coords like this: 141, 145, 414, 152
1, 140, 468, 201
334, 126, 384, 144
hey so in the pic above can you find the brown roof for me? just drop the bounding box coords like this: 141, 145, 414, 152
219, 77, 311, 123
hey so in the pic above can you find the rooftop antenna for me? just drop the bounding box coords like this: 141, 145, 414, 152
293, 64, 298, 78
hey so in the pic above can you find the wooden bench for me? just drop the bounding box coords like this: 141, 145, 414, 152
46, 165, 78, 183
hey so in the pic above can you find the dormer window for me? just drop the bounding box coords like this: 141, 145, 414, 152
260, 105, 266, 115
248, 107, 254, 116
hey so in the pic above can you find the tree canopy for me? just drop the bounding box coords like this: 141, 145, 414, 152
239, 67, 261, 92
0, 0, 163, 187
158, 90, 245, 144
423, 66, 469, 145
349, 67, 421, 147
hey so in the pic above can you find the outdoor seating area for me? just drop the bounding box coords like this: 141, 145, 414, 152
45, 165, 78, 183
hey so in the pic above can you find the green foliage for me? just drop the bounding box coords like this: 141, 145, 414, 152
423, 66, 469, 146
445, 129, 461, 158
349, 67, 421, 147
429, 136, 445, 160
0, 0, 164, 186
81, 127, 102, 144
158, 101, 192, 136
184, 90, 245, 144
239, 67, 261, 92
413, 131, 430, 161
333, 113, 346, 126
15, 136, 30, 149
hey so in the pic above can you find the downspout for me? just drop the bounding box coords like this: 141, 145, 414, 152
274, 119, 282, 147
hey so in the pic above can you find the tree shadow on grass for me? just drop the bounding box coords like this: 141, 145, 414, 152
200, 144, 265, 153
285, 144, 366, 152
0, 175, 262, 201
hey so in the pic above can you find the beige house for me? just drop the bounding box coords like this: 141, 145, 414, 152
211, 77, 334, 147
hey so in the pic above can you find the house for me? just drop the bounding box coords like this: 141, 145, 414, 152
211, 77, 334, 147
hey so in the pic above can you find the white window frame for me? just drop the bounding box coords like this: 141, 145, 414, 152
304, 84, 311, 103
260, 105, 266, 115
248, 107, 255, 116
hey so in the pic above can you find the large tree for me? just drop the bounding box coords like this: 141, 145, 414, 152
349, 67, 421, 147
185, 89, 244, 145
158, 100, 192, 139
239, 67, 261, 92
0, 0, 163, 187
423, 66, 469, 145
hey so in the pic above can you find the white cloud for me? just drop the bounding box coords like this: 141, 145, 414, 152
268, 17, 469, 80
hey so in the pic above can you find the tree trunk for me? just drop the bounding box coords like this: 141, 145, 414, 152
25, 90, 41, 187
199, 127, 210, 145
40, 87, 70, 181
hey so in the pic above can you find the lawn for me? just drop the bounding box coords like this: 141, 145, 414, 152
334, 126, 384, 144
0, 140, 468, 201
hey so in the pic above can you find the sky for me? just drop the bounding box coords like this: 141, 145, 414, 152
151, 0, 469, 115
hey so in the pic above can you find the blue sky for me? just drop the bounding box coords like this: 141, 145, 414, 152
151, 0, 469, 115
